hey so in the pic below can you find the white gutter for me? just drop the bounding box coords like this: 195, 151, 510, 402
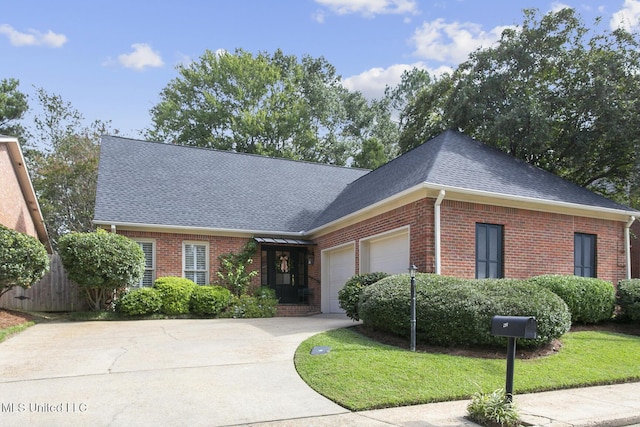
626, 216, 636, 279
434, 190, 446, 275
93, 220, 307, 238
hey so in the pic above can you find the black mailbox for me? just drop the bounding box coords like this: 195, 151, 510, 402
491, 315, 537, 339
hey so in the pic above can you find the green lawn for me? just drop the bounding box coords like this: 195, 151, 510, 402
294, 327, 640, 411
0, 322, 34, 344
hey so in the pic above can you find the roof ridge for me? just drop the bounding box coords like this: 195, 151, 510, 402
101, 135, 370, 172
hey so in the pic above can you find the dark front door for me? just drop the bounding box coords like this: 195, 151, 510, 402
261, 246, 308, 303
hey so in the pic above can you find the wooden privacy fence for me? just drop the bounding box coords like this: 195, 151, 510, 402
0, 253, 88, 312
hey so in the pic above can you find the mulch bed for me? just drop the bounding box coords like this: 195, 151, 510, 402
351, 321, 640, 359
0, 309, 35, 329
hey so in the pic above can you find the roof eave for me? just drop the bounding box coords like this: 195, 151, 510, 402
1, 137, 51, 252
93, 220, 307, 238
307, 181, 639, 236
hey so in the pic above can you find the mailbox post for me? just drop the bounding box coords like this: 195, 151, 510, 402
491, 315, 537, 403
409, 264, 417, 352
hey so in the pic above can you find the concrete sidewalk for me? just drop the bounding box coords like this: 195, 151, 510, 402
248, 382, 640, 426
0, 315, 639, 427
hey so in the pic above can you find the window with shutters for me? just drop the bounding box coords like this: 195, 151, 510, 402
183, 242, 208, 285
476, 223, 504, 279
134, 240, 155, 288
574, 233, 596, 277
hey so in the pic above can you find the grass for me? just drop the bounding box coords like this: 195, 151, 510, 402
0, 322, 35, 343
294, 327, 640, 411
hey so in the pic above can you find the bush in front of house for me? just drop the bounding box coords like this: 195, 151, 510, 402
153, 276, 198, 315
58, 229, 145, 311
358, 273, 571, 348
116, 287, 163, 316
222, 287, 279, 318
338, 272, 390, 321
0, 224, 49, 297
527, 275, 616, 324
617, 279, 640, 321
189, 285, 232, 316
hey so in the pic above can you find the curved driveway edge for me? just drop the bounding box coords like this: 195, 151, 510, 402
0, 315, 356, 427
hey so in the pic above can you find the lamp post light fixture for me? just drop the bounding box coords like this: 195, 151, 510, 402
409, 264, 418, 352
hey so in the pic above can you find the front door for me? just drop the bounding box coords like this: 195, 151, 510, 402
261, 246, 308, 303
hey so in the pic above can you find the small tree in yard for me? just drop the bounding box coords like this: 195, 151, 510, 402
0, 225, 49, 297
216, 241, 258, 296
58, 230, 145, 311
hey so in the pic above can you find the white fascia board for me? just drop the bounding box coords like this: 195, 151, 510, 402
423, 183, 640, 219
92, 220, 306, 238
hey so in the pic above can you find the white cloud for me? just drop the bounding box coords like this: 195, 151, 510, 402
0, 24, 67, 47
315, 0, 418, 18
117, 43, 164, 71
550, 2, 572, 13
610, 0, 640, 31
411, 19, 512, 64
343, 62, 452, 100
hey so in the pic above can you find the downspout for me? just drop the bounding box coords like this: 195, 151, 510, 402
625, 216, 635, 280
111, 224, 116, 233
434, 190, 446, 275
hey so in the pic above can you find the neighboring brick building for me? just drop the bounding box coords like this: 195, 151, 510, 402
94, 131, 639, 316
0, 135, 50, 251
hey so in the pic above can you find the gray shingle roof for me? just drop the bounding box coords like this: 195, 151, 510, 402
309, 129, 634, 228
95, 131, 635, 235
94, 136, 369, 233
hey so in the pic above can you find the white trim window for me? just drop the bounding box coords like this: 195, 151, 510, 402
135, 239, 156, 287
183, 241, 209, 285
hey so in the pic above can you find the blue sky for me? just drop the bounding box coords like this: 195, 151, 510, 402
2, 0, 639, 139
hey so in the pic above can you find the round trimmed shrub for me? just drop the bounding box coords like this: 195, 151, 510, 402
338, 272, 390, 321
153, 276, 198, 315
116, 287, 162, 316
189, 285, 232, 316
617, 279, 640, 321
527, 275, 615, 323
0, 224, 49, 295
359, 273, 571, 348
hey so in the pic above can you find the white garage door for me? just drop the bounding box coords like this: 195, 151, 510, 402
322, 245, 355, 313
366, 230, 409, 274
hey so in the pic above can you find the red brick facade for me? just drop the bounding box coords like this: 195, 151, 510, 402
115, 194, 628, 316
0, 143, 38, 238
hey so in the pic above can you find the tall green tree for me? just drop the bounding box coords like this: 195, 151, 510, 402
148, 48, 396, 166
28, 88, 115, 248
400, 8, 640, 203
0, 78, 29, 140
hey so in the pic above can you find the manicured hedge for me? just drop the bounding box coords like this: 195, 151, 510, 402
527, 275, 615, 323
617, 279, 640, 321
116, 287, 162, 316
189, 285, 232, 316
359, 274, 571, 348
153, 277, 199, 315
338, 272, 390, 321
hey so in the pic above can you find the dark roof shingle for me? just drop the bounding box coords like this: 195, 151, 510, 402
94, 136, 369, 232
309, 130, 634, 228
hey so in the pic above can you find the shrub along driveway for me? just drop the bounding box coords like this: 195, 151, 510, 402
0, 316, 355, 426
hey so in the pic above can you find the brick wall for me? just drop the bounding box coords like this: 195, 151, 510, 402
314, 198, 626, 285
0, 144, 38, 237
118, 229, 321, 315
439, 200, 626, 284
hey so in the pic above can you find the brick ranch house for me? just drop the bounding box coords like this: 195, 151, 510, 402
94, 130, 639, 316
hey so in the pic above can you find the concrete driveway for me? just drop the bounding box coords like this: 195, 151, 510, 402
0, 315, 356, 427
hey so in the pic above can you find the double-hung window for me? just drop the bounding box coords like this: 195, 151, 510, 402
574, 233, 596, 277
134, 240, 155, 288
476, 223, 504, 279
183, 242, 208, 285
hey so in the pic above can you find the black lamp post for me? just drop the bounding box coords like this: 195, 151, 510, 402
409, 264, 418, 351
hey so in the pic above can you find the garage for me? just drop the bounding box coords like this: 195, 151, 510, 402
361, 228, 410, 274
322, 243, 355, 313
